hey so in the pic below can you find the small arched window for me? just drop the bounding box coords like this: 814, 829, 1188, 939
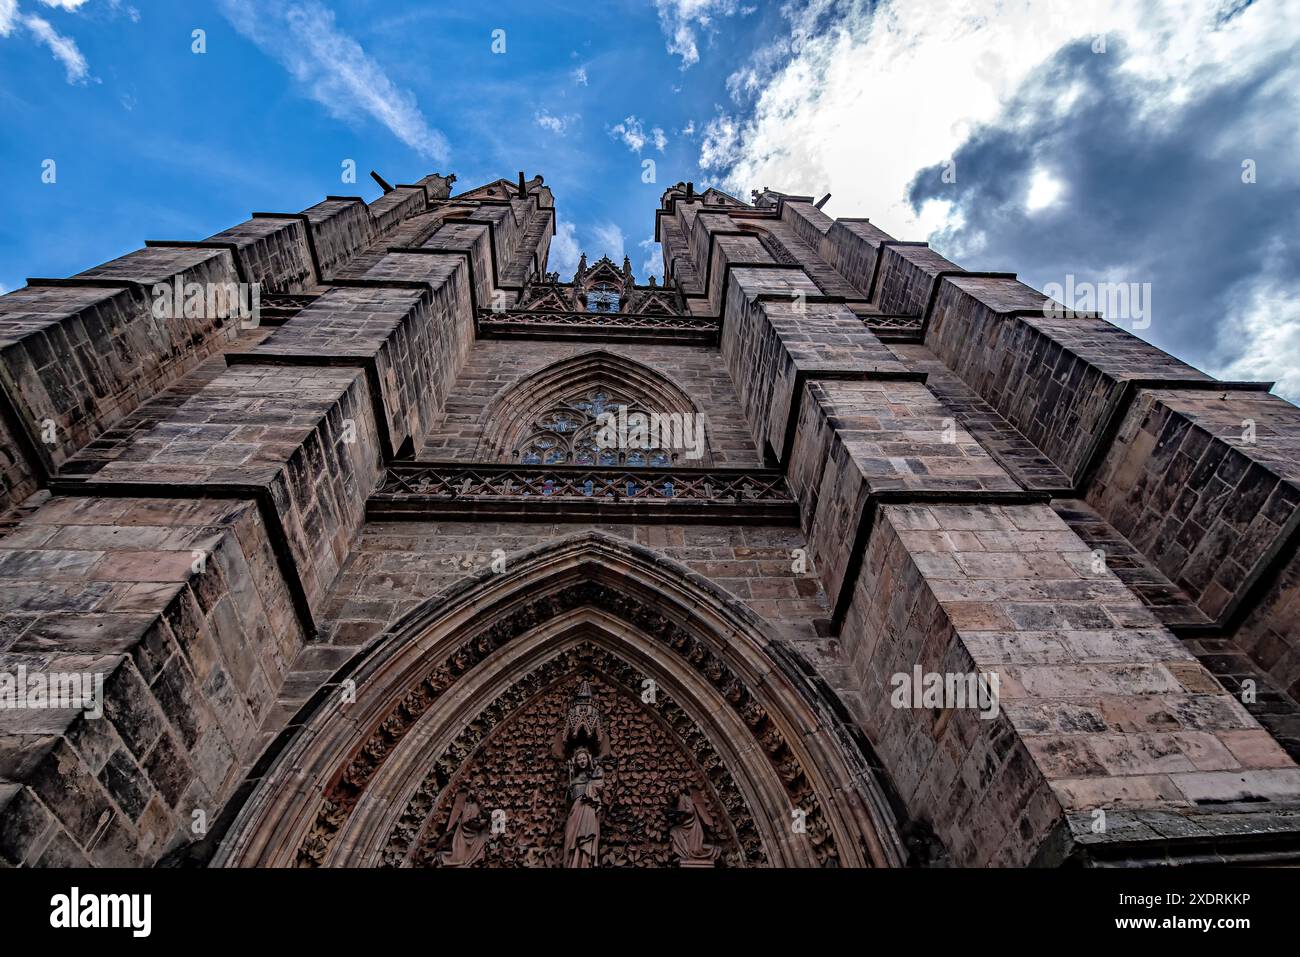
585, 283, 621, 314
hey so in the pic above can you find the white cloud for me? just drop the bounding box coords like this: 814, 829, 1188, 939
591, 223, 626, 261
1216, 291, 1300, 398
218, 0, 448, 161
639, 238, 662, 281
699, 0, 1300, 237
21, 12, 88, 83
1216, 295, 1300, 398
609, 115, 648, 152
0, 1, 92, 83
653, 0, 752, 69
535, 109, 577, 135
548, 221, 581, 279
572, 66, 588, 85
0, 0, 19, 35
1214, 243, 1300, 398
609, 116, 669, 153
698, 112, 740, 169
681, 119, 696, 137
702, 0, 1300, 398
1024, 167, 1065, 213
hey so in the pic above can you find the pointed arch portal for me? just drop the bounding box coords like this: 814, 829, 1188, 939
215, 534, 906, 868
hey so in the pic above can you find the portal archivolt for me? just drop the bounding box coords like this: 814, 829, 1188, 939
215, 533, 904, 868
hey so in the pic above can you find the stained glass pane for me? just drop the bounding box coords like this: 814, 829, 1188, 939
514, 385, 686, 470
586, 286, 620, 313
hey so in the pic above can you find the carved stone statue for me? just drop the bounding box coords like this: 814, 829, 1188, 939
668, 788, 720, 867
562, 746, 605, 868
554, 678, 612, 868
436, 789, 489, 867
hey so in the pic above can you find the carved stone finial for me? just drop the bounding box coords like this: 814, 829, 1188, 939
553, 677, 611, 759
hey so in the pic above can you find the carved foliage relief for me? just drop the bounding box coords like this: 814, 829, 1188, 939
396, 657, 750, 867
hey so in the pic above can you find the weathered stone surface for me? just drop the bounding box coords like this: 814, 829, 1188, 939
301, 199, 374, 280
421, 340, 762, 467
0, 249, 244, 510
926, 275, 1212, 480
789, 377, 1022, 614
1090, 388, 1300, 627
723, 273, 909, 464
72, 364, 384, 617
0, 495, 303, 866
242, 276, 471, 459
840, 502, 1298, 866
204, 217, 316, 292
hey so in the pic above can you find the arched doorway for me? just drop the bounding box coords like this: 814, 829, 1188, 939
215, 533, 905, 867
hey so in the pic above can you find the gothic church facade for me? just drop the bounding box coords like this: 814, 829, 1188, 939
0, 170, 1298, 868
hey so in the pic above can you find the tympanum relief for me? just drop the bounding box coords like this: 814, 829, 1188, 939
418, 668, 741, 867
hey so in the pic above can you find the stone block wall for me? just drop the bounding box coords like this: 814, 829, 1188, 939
0, 170, 494, 866
840, 502, 1299, 866
788, 377, 1023, 617
204, 217, 317, 293
872, 244, 960, 317
653, 183, 1300, 864
926, 276, 1211, 482
65, 364, 384, 619
302, 199, 375, 280
0, 495, 304, 866
0, 263, 243, 514
721, 270, 907, 463
1090, 389, 1300, 619
240, 281, 466, 460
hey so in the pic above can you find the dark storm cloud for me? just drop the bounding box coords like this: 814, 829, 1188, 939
907, 37, 1300, 390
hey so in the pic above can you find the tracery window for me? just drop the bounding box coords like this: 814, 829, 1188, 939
515, 387, 675, 468
585, 283, 621, 314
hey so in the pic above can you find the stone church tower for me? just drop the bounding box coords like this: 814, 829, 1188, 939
1, 170, 1298, 868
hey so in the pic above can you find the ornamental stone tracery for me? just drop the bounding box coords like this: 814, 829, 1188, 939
515, 386, 677, 468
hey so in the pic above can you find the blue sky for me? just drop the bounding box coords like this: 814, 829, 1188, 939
2, 0, 1298, 397
0, 0, 779, 289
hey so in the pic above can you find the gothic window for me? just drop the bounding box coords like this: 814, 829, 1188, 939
585, 283, 621, 314
515, 387, 675, 468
